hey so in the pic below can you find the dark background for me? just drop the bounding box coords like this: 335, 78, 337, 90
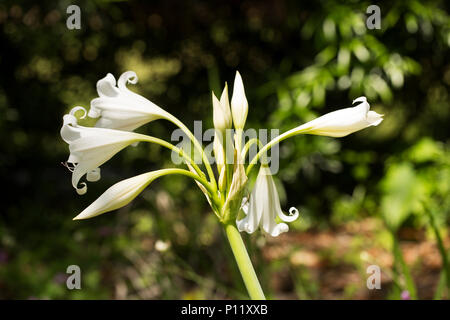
0, 0, 449, 299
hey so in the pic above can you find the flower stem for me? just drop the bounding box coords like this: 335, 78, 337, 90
391, 231, 418, 299
224, 223, 266, 300
165, 114, 217, 191
246, 127, 308, 176
140, 135, 203, 177
424, 206, 450, 295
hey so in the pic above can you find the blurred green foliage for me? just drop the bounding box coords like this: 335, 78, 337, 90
0, 0, 449, 299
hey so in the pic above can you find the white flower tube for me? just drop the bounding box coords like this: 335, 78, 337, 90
60, 107, 149, 195
89, 71, 170, 131
293, 96, 383, 137
73, 171, 160, 220
237, 166, 299, 237
231, 71, 248, 130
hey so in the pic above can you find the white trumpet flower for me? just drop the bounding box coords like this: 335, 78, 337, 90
237, 165, 299, 237
73, 170, 166, 220
60, 107, 149, 195
231, 71, 248, 130
89, 71, 170, 131
292, 96, 383, 137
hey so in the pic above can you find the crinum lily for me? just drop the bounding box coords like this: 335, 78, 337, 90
61, 70, 383, 300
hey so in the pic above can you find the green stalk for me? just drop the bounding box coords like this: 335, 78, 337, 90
224, 223, 266, 300
246, 127, 308, 176
165, 114, 217, 191
158, 168, 217, 198
139, 135, 204, 177
242, 138, 263, 160
391, 231, 418, 299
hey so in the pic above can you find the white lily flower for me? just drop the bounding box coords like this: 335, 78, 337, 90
237, 165, 299, 237
231, 71, 248, 130
89, 71, 170, 131
73, 171, 162, 220
292, 96, 383, 137
60, 107, 148, 195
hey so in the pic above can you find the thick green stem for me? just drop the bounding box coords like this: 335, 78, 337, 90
224, 223, 266, 300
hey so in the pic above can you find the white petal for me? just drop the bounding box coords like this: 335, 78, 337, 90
231, 71, 248, 129
212, 92, 227, 132
60, 108, 145, 194
219, 83, 232, 129
73, 172, 155, 220
88, 71, 169, 131
76, 182, 87, 195
237, 191, 261, 234
278, 207, 299, 223
292, 96, 383, 137
268, 223, 289, 237
367, 110, 383, 126
96, 73, 119, 98
241, 197, 249, 214
118, 71, 138, 89
237, 165, 298, 237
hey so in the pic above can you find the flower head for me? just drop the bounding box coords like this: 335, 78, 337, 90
89, 71, 169, 131
231, 71, 248, 130
237, 165, 299, 237
294, 96, 383, 137
60, 107, 146, 194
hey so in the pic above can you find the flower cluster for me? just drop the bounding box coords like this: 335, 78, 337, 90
61, 71, 383, 236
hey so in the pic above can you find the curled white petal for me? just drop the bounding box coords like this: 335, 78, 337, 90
70, 106, 87, 119
278, 206, 300, 223
89, 71, 170, 132
60, 107, 145, 194
76, 182, 87, 195
118, 71, 138, 89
